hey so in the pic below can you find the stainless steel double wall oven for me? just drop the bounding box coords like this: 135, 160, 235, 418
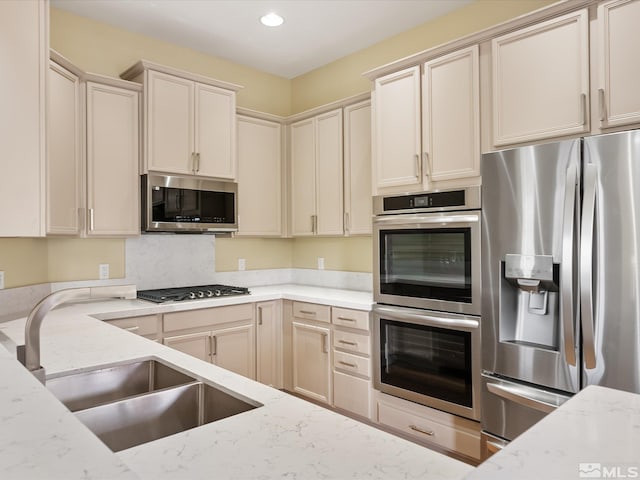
373, 187, 482, 421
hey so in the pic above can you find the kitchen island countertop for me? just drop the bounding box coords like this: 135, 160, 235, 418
0, 284, 472, 480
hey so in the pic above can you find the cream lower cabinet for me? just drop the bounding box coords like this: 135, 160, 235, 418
162, 304, 256, 380
595, 0, 640, 129
491, 9, 589, 147
256, 300, 283, 388
290, 109, 344, 236
292, 321, 331, 404
0, 0, 47, 237
105, 314, 160, 341
237, 115, 283, 236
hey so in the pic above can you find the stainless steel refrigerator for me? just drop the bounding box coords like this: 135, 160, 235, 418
480, 129, 640, 455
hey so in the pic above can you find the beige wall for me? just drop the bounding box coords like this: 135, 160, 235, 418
2, 1, 558, 287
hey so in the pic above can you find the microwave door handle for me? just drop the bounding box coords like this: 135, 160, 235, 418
580, 164, 598, 369
560, 161, 578, 366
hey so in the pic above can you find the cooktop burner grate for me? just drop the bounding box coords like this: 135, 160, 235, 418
137, 284, 250, 303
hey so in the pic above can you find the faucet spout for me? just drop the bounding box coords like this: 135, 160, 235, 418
18, 285, 137, 383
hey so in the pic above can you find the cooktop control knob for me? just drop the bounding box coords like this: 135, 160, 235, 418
214, 289, 222, 297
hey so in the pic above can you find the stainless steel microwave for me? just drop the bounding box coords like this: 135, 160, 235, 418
141, 174, 237, 233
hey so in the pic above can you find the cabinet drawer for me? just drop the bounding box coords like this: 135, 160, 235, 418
333, 329, 370, 356
107, 315, 158, 336
333, 370, 371, 419
377, 399, 480, 460
332, 307, 369, 331
333, 350, 370, 378
164, 303, 253, 332
292, 301, 330, 323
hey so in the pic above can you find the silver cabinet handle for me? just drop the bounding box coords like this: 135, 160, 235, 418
210, 335, 217, 357
560, 160, 579, 366
598, 88, 606, 122
257, 305, 263, 326
409, 425, 434, 436
338, 339, 357, 346
580, 163, 598, 369
314, 214, 318, 234
338, 360, 357, 368
299, 310, 316, 315
337, 316, 356, 322
580, 93, 587, 126
423, 151, 430, 179
344, 212, 350, 234
322, 333, 328, 354
196, 152, 201, 172
414, 153, 421, 178
486, 382, 563, 414
191, 152, 196, 174
89, 208, 95, 231
124, 326, 139, 332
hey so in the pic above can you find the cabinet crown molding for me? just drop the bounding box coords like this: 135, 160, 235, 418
120, 59, 243, 92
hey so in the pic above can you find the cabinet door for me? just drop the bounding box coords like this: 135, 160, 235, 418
374, 66, 422, 191
164, 331, 211, 362
292, 321, 331, 404
211, 323, 255, 380
146, 70, 194, 174
47, 61, 81, 235
86, 82, 140, 236
256, 301, 283, 388
344, 101, 372, 235
597, 0, 640, 128
0, 0, 47, 237
237, 116, 282, 236
315, 109, 344, 235
290, 118, 316, 236
423, 46, 480, 184
333, 370, 371, 419
492, 10, 589, 146
194, 83, 236, 179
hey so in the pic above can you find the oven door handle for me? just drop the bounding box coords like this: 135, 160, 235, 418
373, 305, 479, 330
373, 213, 479, 227
486, 382, 568, 414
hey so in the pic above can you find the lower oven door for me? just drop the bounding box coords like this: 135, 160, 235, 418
373, 304, 481, 420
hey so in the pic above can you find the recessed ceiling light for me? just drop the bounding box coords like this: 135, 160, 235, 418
260, 12, 284, 27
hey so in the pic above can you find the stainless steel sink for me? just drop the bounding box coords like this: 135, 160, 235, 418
46, 359, 262, 452
74, 382, 260, 452
47, 359, 197, 412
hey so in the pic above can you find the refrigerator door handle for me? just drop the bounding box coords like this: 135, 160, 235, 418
580, 163, 598, 369
561, 161, 578, 366
486, 382, 563, 414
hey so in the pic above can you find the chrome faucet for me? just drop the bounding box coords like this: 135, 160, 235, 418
17, 285, 137, 383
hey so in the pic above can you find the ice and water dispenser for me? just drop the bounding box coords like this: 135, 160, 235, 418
500, 254, 560, 350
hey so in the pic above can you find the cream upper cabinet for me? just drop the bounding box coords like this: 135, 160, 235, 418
290, 109, 344, 236
595, 0, 640, 129
237, 115, 282, 236
373, 48, 480, 194
373, 66, 422, 192
0, 0, 47, 237
422, 45, 480, 184
491, 10, 589, 146
85, 81, 140, 236
126, 62, 240, 180
343, 101, 372, 235
47, 60, 81, 235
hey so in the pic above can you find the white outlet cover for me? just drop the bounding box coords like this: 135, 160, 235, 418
317, 257, 325, 270
0, 271, 4, 289
99, 264, 109, 280
238, 258, 246, 271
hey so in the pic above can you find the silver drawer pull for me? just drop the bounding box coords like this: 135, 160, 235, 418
338, 340, 357, 346
338, 360, 357, 368
409, 425, 434, 436
124, 326, 139, 332
299, 310, 316, 315
337, 316, 356, 322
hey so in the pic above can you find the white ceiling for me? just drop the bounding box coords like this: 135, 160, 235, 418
51, 0, 473, 79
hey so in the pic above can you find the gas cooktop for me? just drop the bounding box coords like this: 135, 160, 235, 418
137, 284, 250, 304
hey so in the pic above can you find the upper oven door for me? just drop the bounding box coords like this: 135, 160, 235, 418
374, 211, 481, 315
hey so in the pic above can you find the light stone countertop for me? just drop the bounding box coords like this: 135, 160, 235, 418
0, 284, 472, 480
464, 385, 640, 480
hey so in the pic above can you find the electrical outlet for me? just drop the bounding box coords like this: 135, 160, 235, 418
0, 271, 4, 290
238, 258, 246, 271
99, 264, 109, 280
317, 257, 325, 270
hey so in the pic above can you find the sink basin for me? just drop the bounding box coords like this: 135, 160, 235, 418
46, 359, 262, 452
74, 382, 260, 452
47, 359, 197, 412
